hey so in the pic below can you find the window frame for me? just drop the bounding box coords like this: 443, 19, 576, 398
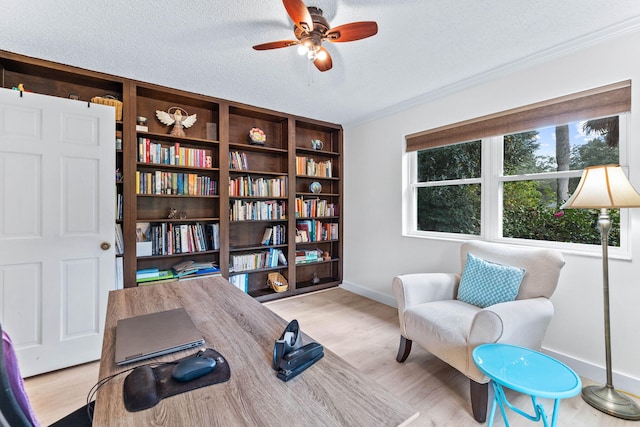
403, 115, 632, 258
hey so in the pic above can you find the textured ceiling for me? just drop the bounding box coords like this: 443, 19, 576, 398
2, 1, 640, 126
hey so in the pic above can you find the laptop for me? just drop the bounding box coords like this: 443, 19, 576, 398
114, 308, 205, 365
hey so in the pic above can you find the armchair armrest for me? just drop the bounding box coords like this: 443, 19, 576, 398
392, 273, 460, 314
465, 297, 554, 383
468, 297, 554, 349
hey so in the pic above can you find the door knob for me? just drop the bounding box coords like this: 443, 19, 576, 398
101, 242, 111, 250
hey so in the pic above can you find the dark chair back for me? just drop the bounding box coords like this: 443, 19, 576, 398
0, 322, 34, 427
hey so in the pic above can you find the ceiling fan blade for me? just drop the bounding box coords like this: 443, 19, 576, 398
325, 21, 378, 42
313, 47, 333, 72
253, 40, 299, 50
282, 0, 314, 32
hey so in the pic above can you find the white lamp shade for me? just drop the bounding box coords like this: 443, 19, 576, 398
561, 164, 640, 209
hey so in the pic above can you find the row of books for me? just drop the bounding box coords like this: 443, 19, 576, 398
296, 220, 339, 242
228, 274, 248, 293
261, 224, 286, 245
229, 151, 249, 170
295, 156, 332, 177
138, 138, 213, 168
295, 197, 338, 218
229, 248, 287, 272
229, 175, 287, 198
230, 200, 287, 221
136, 222, 220, 256
136, 170, 217, 196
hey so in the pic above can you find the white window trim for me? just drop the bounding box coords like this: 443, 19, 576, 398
402, 115, 632, 259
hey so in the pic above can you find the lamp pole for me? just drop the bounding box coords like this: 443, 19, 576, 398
581, 208, 640, 420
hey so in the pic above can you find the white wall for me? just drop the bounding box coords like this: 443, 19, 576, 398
342, 28, 640, 393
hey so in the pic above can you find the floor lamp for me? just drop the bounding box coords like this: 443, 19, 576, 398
561, 164, 640, 420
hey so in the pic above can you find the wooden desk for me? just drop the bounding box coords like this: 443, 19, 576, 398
93, 277, 418, 426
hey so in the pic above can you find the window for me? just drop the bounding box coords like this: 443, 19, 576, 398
415, 140, 482, 235
405, 81, 631, 248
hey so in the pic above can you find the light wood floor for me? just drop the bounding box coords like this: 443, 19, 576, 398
24, 288, 639, 426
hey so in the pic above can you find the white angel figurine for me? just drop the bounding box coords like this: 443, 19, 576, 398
155, 108, 197, 137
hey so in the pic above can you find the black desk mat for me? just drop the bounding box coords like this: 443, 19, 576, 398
123, 348, 230, 412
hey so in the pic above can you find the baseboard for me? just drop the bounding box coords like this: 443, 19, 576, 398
339, 280, 398, 307
340, 280, 640, 397
543, 348, 640, 397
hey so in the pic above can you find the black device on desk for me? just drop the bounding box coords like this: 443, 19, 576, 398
123, 348, 230, 412
273, 319, 324, 382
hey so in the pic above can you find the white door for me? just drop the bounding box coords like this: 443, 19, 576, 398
0, 88, 115, 376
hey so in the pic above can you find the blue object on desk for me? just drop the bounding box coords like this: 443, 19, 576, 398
472, 343, 581, 427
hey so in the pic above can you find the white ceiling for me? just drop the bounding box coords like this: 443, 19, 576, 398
2, 1, 640, 126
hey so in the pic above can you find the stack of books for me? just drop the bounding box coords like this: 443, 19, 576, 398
171, 260, 221, 278
295, 250, 320, 265
136, 268, 176, 285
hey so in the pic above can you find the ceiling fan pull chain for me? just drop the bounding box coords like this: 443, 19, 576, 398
306, 58, 314, 87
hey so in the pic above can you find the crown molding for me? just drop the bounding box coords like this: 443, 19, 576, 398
346, 15, 640, 129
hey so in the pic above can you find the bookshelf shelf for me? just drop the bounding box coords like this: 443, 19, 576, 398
229, 218, 288, 223
229, 169, 287, 176
229, 265, 287, 275
296, 175, 340, 180
137, 163, 220, 172
0, 50, 342, 300
228, 143, 287, 154
138, 217, 221, 223
138, 131, 219, 145
229, 243, 288, 252
138, 249, 220, 259
296, 239, 340, 245
137, 194, 219, 199
295, 147, 341, 157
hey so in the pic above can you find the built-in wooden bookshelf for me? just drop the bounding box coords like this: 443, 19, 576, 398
0, 49, 343, 302
133, 85, 222, 283
294, 120, 342, 293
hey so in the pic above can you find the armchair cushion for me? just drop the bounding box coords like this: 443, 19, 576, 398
457, 253, 525, 308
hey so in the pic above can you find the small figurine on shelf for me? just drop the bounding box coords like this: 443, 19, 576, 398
310, 139, 323, 150
168, 207, 177, 219
248, 127, 266, 145
156, 107, 197, 137
311, 273, 320, 285
322, 251, 331, 261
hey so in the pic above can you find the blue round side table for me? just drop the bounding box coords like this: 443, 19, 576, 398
472, 343, 581, 427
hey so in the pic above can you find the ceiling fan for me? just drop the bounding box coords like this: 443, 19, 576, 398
252, 0, 378, 72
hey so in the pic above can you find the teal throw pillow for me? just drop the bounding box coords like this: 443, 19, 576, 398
457, 252, 525, 308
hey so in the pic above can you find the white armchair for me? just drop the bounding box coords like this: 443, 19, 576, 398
392, 240, 565, 423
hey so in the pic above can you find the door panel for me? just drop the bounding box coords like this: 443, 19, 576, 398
62, 258, 99, 337
0, 263, 42, 348
63, 157, 99, 234
0, 153, 42, 238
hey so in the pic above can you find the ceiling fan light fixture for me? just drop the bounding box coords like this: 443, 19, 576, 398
316, 49, 327, 61
252, 0, 378, 72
